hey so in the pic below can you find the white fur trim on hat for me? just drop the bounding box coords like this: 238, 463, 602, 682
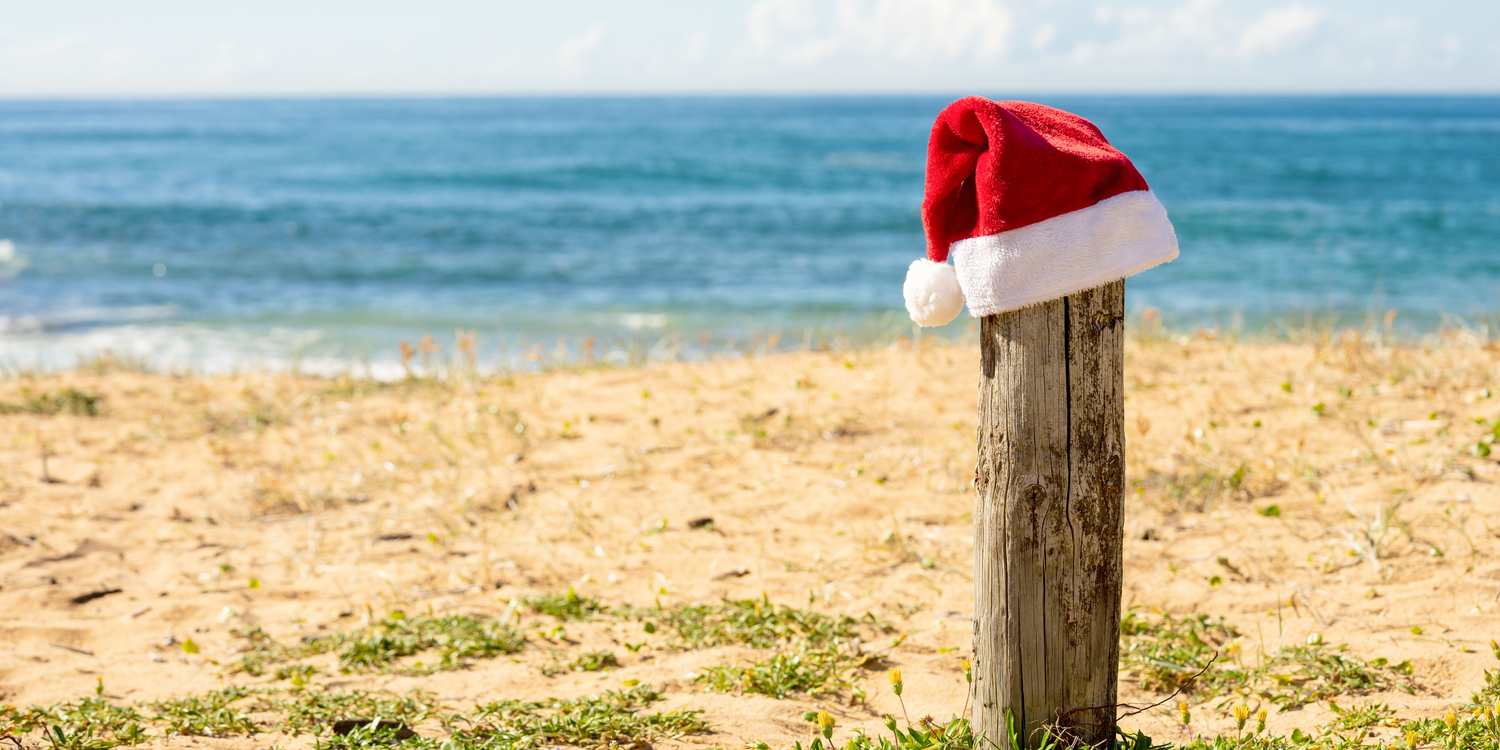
949, 189, 1178, 316
904, 259, 964, 327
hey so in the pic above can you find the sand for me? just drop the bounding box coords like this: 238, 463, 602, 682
3, 331, 1499, 748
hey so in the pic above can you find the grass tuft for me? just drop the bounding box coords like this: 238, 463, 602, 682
229, 613, 525, 676
634, 596, 890, 650
1120, 609, 1415, 708
1120, 609, 1241, 694
314, 721, 430, 749
525, 587, 607, 621
250, 688, 436, 737
696, 644, 875, 700
144, 687, 259, 736
1, 697, 150, 749
449, 684, 707, 750
0, 387, 102, 416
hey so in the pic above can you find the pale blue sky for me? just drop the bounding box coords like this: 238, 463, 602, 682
2, 0, 1497, 96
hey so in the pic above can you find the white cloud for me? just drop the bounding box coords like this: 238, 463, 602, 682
748, 0, 1012, 67
1032, 21, 1057, 51
748, 0, 841, 65
684, 30, 710, 63
729, 0, 1497, 91
7, 33, 93, 63
1059, 0, 1334, 66
556, 25, 605, 76
97, 46, 139, 72
1237, 3, 1325, 57
201, 41, 270, 82
1440, 34, 1461, 64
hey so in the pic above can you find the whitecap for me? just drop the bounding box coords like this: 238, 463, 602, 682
619, 313, 666, 330
0, 315, 44, 334
0, 240, 27, 279
40, 305, 179, 326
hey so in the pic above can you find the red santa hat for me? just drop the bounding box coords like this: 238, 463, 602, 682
903, 97, 1178, 326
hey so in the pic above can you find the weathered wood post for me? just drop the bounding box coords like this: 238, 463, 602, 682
972, 280, 1126, 748
902, 96, 1175, 749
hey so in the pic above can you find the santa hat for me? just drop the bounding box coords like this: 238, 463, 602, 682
903, 97, 1178, 326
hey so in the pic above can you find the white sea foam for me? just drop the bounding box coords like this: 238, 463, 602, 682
619, 313, 667, 330
0, 324, 399, 379
0, 315, 44, 334
0, 239, 27, 279
0, 312, 728, 378
38, 305, 180, 327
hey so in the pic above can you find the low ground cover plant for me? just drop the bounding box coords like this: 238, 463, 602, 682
1119, 609, 1415, 709
4, 597, 1477, 750
228, 611, 526, 676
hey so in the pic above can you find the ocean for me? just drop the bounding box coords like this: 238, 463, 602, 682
1, 96, 1498, 376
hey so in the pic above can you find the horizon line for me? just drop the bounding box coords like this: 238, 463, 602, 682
3, 89, 1500, 103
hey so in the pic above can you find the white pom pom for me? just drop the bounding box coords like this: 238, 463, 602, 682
903, 259, 964, 327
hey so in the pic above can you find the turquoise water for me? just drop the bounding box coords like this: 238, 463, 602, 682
1, 96, 1497, 375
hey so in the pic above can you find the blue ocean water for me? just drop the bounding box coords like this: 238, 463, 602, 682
1, 96, 1497, 375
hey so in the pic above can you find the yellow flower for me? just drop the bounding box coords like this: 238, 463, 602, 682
1177, 701, 1191, 725
1255, 708, 1268, 734
959, 658, 972, 683
887, 668, 904, 696
1445, 712, 1458, 731
622, 679, 640, 687
817, 711, 835, 739
1232, 705, 1250, 731
1406, 730, 1419, 748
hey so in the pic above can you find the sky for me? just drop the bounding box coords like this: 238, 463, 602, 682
1, 0, 1497, 97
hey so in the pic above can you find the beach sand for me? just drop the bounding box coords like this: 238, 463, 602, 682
3, 331, 1499, 748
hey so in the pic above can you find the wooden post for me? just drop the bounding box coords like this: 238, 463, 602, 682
972, 279, 1126, 749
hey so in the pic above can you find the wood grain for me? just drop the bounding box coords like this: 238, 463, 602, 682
972, 280, 1125, 749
